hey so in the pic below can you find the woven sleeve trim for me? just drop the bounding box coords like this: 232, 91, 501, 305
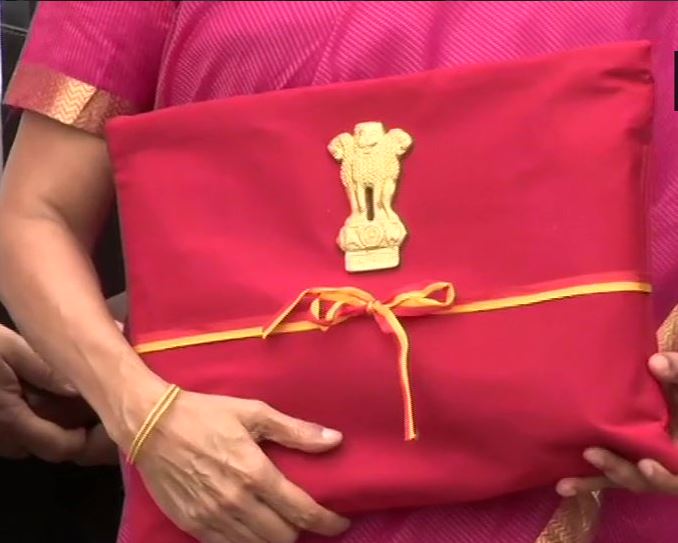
5, 63, 138, 135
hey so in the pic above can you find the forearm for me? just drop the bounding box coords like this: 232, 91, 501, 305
0, 211, 163, 447
0, 113, 163, 448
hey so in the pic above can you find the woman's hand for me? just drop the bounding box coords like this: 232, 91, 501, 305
131, 389, 350, 543
557, 352, 678, 497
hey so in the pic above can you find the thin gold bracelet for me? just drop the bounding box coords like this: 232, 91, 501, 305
126, 384, 181, 464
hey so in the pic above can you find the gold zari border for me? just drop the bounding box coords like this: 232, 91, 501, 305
536, 492, 601, 543
5, 64, 137, 135
658, 303, 678, 352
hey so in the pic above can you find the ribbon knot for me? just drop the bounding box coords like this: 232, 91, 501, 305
262, 282, 456, 440
365, 300, 379, 315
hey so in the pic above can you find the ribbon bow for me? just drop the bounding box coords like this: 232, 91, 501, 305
263, 282, 456, 440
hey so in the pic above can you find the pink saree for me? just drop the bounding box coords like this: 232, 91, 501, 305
7, 2, 678, 542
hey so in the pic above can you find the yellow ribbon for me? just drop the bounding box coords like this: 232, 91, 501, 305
263, 282, 456, 440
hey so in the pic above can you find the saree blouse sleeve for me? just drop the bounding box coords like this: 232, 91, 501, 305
4, 1, 175, 136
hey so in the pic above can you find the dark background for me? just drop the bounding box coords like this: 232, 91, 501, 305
1, 2, 124, 541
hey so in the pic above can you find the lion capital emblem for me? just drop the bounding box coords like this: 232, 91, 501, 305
328, 122, 413, 272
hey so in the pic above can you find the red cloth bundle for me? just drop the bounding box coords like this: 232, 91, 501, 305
107, 41, 677, 537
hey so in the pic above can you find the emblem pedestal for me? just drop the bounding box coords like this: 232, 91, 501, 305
339, 217, 407, 272
344, 247, 401, 273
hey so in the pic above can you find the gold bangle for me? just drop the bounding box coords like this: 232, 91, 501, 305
126, 384, 181, 464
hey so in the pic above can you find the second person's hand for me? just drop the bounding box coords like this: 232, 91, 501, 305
0, 324, 86, 461
557, 353, 678, 497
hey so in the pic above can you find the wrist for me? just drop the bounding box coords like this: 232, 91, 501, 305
99, 361, 170, 452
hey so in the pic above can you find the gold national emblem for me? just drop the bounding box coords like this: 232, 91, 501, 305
328, 122, 413, 273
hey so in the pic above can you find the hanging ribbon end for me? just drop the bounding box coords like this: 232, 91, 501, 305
404, 417, 418, 442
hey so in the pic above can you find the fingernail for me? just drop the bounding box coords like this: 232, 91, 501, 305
639, 459, 655, 478
321, 428, 342, 442
649, 354, 669, 375
62, 383, 78, 394
583, 449, 604, 468
556, 482, 576, 497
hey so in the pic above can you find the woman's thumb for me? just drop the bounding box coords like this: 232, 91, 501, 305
244, 401, 343, 453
